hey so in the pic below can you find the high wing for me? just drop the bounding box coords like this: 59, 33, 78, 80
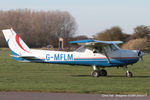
70, 40, 123, 63
69, 39, 123, 46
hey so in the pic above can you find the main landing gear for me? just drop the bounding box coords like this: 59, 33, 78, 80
91, 66, 107, 77
91, 65, 133, 78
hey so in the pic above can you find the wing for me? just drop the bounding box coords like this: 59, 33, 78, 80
69, 39, 123, 46
70, 39, 123, 63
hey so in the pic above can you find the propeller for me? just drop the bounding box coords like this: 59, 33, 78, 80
138, 50, 144, 63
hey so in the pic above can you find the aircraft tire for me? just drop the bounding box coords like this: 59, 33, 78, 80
126, 71, 133, 78
91, 70, 100, 77
99, 69, 107, 76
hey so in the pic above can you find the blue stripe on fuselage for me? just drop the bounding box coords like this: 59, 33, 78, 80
44, 57, 139, 67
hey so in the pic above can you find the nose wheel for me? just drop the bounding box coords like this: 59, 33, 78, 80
126, 71, 133, 78
124, 66, 133, 78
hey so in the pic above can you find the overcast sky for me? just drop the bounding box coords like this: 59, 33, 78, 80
0, 0, 150, 37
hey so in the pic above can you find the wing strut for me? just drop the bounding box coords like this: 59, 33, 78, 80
102, 47, 111, 63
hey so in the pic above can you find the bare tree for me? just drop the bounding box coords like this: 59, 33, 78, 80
0, 9, 77, 47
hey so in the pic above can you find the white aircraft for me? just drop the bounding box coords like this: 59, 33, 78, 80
2, 29, 144, 78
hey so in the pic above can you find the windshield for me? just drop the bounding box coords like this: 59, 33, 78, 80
109, 44, 120, 51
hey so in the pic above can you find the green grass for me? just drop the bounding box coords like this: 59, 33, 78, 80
0, 49, 150, 94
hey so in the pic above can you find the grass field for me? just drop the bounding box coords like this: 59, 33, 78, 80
0, 49, 150, 94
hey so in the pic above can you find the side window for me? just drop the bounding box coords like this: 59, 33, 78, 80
76, 46, 85, 52
104, 46, 110, 53
93, 46, 104, 54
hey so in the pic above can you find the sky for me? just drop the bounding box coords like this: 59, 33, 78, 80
0, 0, 150, 37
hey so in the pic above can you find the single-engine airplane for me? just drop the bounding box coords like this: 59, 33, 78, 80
2, 29, 144, 77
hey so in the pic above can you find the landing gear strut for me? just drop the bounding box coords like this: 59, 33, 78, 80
124, 66, 133, 78
91, 66, 107, 77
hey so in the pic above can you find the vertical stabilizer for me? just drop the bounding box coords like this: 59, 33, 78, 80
2, 29, 31, 60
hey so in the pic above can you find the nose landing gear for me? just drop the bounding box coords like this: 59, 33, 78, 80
126, 71, 133, 78
124, 66, 133, 78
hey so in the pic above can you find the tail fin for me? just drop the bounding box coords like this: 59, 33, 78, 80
2, 29, 31, 60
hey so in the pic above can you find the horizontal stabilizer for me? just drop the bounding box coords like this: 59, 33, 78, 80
10, 55, 36, 59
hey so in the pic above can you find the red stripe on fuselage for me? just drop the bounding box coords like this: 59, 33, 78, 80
74, 57, 138, 59
15, 34, 30, 53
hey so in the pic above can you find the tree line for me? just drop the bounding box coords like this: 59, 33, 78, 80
0, 9, 149, 50
94, 25, 150, 41
94, 25, 150, 50
0, 9, 77, 47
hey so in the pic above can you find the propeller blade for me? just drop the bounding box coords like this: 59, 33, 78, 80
140, 56, 143, 63
137, 50, 144, 63
138, 50, 141, 56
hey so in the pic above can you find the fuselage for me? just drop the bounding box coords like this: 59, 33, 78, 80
12, 46, 139, 67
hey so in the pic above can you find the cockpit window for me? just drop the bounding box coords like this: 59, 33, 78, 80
76, 44, 120, 53
93, 46, 104, 54
109, 44, 119, 51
